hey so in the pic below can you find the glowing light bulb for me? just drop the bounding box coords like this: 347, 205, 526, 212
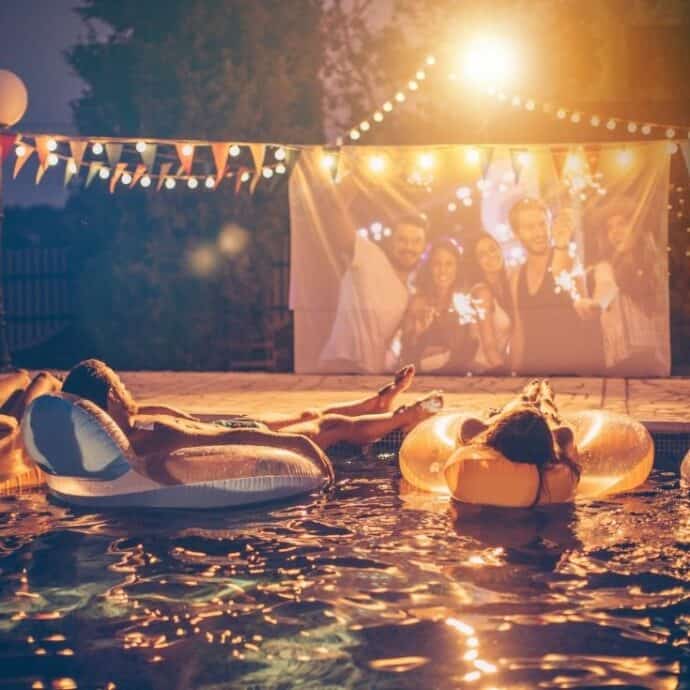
47, 153, 59, 166
368, 154, 386, 174
418, 152, 434, 170
276, 162, 287, 174
461, 36, 516, 87
373, 111, 384, 123
408, 80, 418, 91
205, 176, 215, 188
121, 172, 132, 185
349, 129, 360, 141
426, 55, 436, 66
627, 122, 638, 133
667, 141, 678, 154
47, 138, 58, 152
511, 95, 521, 107
606, 119, 616, 130
465, 147, 480, 164
262, 167, 274, 178
15, 144, 26, 157
92, 142, 103, 155
67, 160, 77, 174
240, 171, 251, 182
641, 124, 652, 135
321, 153, 336, 171
570, 112, 581, 123
136, 141, 147, 153
462, 197, 473, 207
395, 91, 406, 103
229, 144, 241, 157
99, 167, 110, 179
164, 177, 176, 189
590, 115, 600, 127
666, 128, 676, 139
181, 144, 193, 157
187, 177, 198, 189
274, 147, 286, 161
360, 121, 370, 131
616, 149, 633, 168
525, 99, 535, 111
383, 101, 393, 112
556, 108, 566, 119
448, 202, 457, 212
416, 70, 426, 80
517, 151, 531, 167
140, 175, 151, 187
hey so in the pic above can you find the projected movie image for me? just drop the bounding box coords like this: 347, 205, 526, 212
289, 142, 670, 376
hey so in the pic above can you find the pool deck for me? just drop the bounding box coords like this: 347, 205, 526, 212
118, 372, 690, 434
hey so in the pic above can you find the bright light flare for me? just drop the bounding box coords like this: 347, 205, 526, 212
465, 147, 480, 164
615, 148, 634, 168
368, 154, 386, 174
418, 152, 434, 170
321, 153, 337, 171
462, 36, 517, 87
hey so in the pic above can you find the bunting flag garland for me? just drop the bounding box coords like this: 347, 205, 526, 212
249, 166, 262, 195
175, 143, 195, 175
85, 161, 102, 187
551, 148, 568, 180
235, 166, 247, 194
157, 162, 172, 191
35, 160, 48, 185
69, 140, 87, 169
109, 162, 127, 193
105, 143, 123, 168
130, 163, 147, 188
249, 144, 266, 174
140, 143, 157, 170
211, 142, 229, 186
586, 148, 601, 176
681, 142, 690, 177
34, 136, 51, 169
64, 158, 78, 186
0, 133, 16, 163
13, 144, 32, 178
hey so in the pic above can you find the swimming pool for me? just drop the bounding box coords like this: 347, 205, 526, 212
1, 452, 688, 689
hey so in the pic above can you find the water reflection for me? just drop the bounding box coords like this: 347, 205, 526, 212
0, 462, 688, 689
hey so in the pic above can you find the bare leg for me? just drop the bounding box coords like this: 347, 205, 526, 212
4, 371, 62, 421
279, 391, 443, 450
258, 365, 416, 431
0, 370, 31, 415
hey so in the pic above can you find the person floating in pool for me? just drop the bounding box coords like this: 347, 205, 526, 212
0, 369, 62, 492
58, 359, 443, 466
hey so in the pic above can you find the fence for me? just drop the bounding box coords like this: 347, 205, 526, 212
2, 247, 74, 353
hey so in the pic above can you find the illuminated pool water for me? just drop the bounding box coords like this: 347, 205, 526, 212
1, 455, 688, 689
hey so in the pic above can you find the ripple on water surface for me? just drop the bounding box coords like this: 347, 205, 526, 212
0, 459, 688, 689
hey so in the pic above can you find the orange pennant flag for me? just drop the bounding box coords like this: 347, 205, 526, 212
34, 136, 52, 168
130, 164, 147, 187
211, 142, 229, 186
109, 162, 127, 193
35, 162, 48, 185
64, 158, 78, 186
85, 161, 103, 187
250, 168, 262, 195
235, 167, 246, 194
13, 145, 33, 178
157, 162, 172, 191
249, 143, 266, 174
175, 143, 194, 175
69, 140, 87, 169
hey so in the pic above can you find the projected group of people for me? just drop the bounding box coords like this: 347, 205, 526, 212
318, 194, 666, 376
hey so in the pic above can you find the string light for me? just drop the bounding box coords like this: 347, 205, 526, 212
187, 177, 199, 189
240, 170, 251, 182
276, 162, 287, 174
140, 175, 151, 188
426, 55, 436, 66
121, 172, 132, 185
274, 147, 286, 161
136, 141, 147, 153
205, 176, 215, 188
627, 122, 638, 133
229, 144, 241, 157
465, 147, 480, 164
570, 112, 581, 123
164, 177, 176, 189
47, 138, 58, 152
373, 111, 384, 123
408, 80, 418, 91
525, 99, 535, 111
666, 128, 676, 139
47, 153, 59, 166
641, 124, 652, 135
418, 152, 434, 169
92, 142, 104, 155
360, 121, 370, 131
590, 115, 600, 127
181, 144, 194, 157
262, 167, 274, 178
368, 154, 386, 174
99, 167, 110, 179
349, 129, 361, 141
321, 152, 337, 171
383, 101, 393, 112
416, 70, 426, 80
606, 119, 616, 130
15, 144, 26, 157
395, 91, 406, 103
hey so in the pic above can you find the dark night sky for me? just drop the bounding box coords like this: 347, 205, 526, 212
0, 0, 91, 207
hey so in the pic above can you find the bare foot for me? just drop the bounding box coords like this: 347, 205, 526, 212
375, 364, 416, 412
395, 390, 444, 433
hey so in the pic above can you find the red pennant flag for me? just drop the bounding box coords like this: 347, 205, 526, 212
130, 164, 147, 187
34, 136, 52, 168
69, 140, 87, 169
0, 133, 17, 162
211, 142, 229, 186
175, 143, 194, 175
109, 162, 127, 193
13, 144, 33, 178
157, 162, 172, 191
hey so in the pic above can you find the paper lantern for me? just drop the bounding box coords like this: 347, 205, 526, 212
0, 70, 28, 127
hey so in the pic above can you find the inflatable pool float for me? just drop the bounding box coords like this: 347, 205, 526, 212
21, 394, 333, 509
399, 409, 653, 506
681, 450, 690, 484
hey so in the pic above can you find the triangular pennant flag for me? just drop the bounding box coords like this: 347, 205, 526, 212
509, 148, 526, 184
131, 164, 147, 187
86, 161, 103, 187
235, 166, 247, 195
250, 167, 263, 195
211, 142, 229, 186
105, 143, 123, 168
157, 162, 172, 191
551, 147, 568, 180
175, 143, 195, 175
140, 143, 157, 169
584, 146, 601, 177
249, 144, 266, 174
13, 145, 33, 178
34, 136, 51, 168
64, 158, 78, 186
479, 147, 493, 179
0, 133, 17, 163
69, 140, 87, 169
680, 142, 690, 177
35, 162, 48, 185
109, 162, 127, 193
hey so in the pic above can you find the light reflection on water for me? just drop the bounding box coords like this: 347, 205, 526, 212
0, 458, 688, 690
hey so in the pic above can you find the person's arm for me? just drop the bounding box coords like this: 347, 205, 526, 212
472, 284, 504, 369
137, 404, 198, 420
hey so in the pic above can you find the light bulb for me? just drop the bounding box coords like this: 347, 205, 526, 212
383, 101, 393, 112
140, 175, 151, 187
408, 80, 418, 91
121, 172, 132, 185
99, 167, 110, 179
360, 121, 370, 131
92, 142, 104, 155
136, 141, 147, 153
47, 153, 59, 166
240, 171, 251, 182
187, 177, 198, 189
590, 115, 600, 127
274, 147, 286, 161
262, 167, 274, 178
181, 144, 194, 157
349, 129, 360, 141
229, 144, 241, 157
606, 119, 616, 130
15, 144, 26, 157
164, 177, 176, 189
395, 91, 406, 103
205, 176, 215, 188
627, 122, 638, 133
373, 111, 383, 123
47, 138, 58, 152
276, 163, 286, 174
666, 128, 676, 139
641, 124, 652, 135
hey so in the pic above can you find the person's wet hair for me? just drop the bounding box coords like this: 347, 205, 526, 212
62, 359, 137, 416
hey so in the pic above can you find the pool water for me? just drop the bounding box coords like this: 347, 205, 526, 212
1, 453, 689, 690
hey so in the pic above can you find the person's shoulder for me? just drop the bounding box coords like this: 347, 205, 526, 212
352, 234, 392, 270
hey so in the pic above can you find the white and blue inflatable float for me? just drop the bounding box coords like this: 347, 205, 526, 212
21, 394, 333, 509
